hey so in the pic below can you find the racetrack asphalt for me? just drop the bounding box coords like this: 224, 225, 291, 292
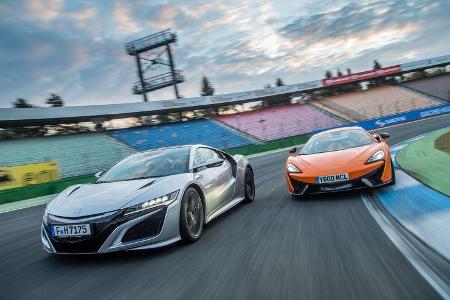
1, 114, 449, 300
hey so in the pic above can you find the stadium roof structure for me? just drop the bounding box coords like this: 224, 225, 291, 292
1, 54, 449, 127
0, 80, 323, 127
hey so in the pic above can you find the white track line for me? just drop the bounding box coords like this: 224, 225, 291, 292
362, 193, 450, 299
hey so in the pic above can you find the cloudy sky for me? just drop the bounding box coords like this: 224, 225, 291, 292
0, 0, 449, 107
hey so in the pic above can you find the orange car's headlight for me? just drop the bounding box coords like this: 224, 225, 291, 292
287, 163, 301, 173
366, 150, 385, 164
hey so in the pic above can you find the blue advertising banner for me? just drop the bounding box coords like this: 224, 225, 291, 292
357, 103, 450, 130
312, 103, 450, 134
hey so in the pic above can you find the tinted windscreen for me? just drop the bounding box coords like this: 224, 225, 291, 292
98, 147, 190, 182
301, 129, 374, 155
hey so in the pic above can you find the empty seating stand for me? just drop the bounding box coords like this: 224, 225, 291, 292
401, 74, 450, 102
215, 104, 345, 141
108, 119, 255, 150
312, 86, 443, 122
0, 133, 135, 178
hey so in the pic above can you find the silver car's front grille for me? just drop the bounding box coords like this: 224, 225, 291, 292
48, 210, 117, 223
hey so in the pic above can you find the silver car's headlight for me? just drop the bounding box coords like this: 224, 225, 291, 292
366, 151, 385, 164
124, 190, 179, 217
287, 163, 301, 173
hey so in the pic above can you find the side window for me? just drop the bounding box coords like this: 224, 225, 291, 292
193, 148, 220, 167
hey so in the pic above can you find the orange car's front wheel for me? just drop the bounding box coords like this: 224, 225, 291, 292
290, 193, 303, 200
388, 160, 396, 185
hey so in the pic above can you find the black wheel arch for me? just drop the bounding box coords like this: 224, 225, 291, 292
185, 183, 206, 217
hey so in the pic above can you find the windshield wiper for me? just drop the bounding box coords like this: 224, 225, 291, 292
97, 175, 165, 184
122, 176, 158, 181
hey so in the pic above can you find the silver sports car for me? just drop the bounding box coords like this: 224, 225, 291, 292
41, 145, 255, 254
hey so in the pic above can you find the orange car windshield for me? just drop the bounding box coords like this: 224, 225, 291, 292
301, 129, 374, 155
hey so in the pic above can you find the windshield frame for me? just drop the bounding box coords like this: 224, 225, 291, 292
300, 128, 375, 155
97, 146, 191, 183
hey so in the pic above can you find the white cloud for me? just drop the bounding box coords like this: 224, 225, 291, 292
25, 0, 63, 22
0, 0, 449, 107
113, 2, 141, 36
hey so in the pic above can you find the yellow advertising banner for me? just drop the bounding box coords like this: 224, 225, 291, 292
0, 161, 59, 191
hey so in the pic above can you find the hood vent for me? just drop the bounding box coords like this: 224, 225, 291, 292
67, 185, 81, 196
139, 180, 156, 190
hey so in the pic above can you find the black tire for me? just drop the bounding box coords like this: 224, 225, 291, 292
179, 187, 204, 243
244, 167, 255, 203
290, 193, 301, 200
388, 159, 396, 185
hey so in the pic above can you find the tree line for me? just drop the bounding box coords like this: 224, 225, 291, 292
200, 75, 286, 97
13, 75, 285, 107
12, 93, 64, 108
11, 60, 388, 108
321, 60, 388, 95
324, 60, 382, 79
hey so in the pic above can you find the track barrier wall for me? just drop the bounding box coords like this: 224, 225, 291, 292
0, 174, 95, 205
313, 103, 450, 133
1, 103, 449, 204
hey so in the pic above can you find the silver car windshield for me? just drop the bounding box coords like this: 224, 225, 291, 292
98, 147, 190, 183
301, 129, 374, 155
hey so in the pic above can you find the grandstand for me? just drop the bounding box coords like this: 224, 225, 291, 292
312, 86, 443, 122
0, 54, 449, 197
0, 134, 135, 178
401, 74, 450, 102
108, 119, 256, 150
215, 103, 345, 141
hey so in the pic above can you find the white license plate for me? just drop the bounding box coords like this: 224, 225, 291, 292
51, 224, 91, 237
317, 173, 349, 184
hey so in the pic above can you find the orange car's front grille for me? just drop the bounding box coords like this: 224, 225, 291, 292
289, 163, 386, 194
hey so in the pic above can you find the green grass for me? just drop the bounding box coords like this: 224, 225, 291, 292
0, 174, 95, 205
396, 127, 450, 196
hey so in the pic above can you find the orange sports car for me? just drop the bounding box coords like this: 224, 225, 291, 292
285, 126, 395, 197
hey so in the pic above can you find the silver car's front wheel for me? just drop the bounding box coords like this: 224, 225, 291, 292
180, 187, 204, 242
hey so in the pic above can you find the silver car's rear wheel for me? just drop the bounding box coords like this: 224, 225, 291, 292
180, 187, 204, 242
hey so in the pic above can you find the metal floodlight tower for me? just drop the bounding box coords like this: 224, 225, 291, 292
125, 29, 184, 102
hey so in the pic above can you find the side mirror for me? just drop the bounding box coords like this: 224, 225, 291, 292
289, 147, 297, 154
372, 134, 382, 143
380, 132, 390, 139
193, 158, 224, 172
95, 171, 104, 179
194, 166, 207, 172
205, 158, 224, 168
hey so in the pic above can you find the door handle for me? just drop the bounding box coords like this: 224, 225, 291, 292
195, 174, 203, 180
